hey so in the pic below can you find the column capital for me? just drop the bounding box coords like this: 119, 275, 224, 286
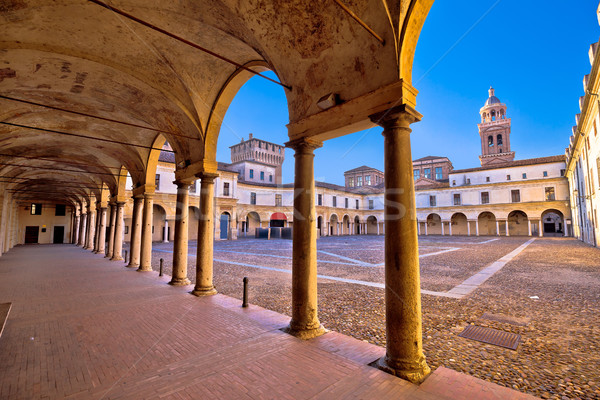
132, 194, 145, 201
195, 172, 219, 182
115, 201, 126, 206
132, 184, 156, 197
173, 178, 194, 188
284, 138, 323, 153
369, 104, 422, 130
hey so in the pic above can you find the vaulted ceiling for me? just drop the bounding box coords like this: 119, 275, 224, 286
0, 0, 433, 207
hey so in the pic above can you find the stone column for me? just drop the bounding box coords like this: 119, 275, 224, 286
371, 106, 430, 383
170, 181, 192, 286
192, 173, 218, 296
127, 195, 144, 268
377, 222, 380, 235
539, 220, 543, 237
424, 222, 428, 235
106, 203, 116, 258
467, 221, 471, 236
505, 220, 509, 237
441, 221, 445, 236
163, 220, 169, 243
85, 211, 95, 250
528, 220, 532, 236
417, 221, 420, 235
78, 212, 87, 246
282, 139, 324, 339
111, 202, 125, 261
496, 220, 500, 236
95, 207, 107, 255
73, 214, 80, 244
475, 220, 480, 236
449, 221, 453, 236
138, 192, 154, 271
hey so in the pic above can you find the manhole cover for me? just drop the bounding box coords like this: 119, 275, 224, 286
458, 325, 520, 350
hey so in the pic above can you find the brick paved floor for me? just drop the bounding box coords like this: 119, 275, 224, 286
0, 244, 537, 399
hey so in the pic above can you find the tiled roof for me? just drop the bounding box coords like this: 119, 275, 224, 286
452, 155, 566, 174
158, 151, 176, 163
344, 165, 382, 174
413, 156, 448, 162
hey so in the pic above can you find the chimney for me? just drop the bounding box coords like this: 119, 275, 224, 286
249, 133, 253, 140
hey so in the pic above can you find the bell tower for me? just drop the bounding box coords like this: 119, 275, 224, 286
478, 87, 515, 166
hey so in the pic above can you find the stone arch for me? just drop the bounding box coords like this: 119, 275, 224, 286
152, 204, 168, 242
450, 212, 468, 235
144, 134, 167, 188
478, 211, 497, 235
426, 213, 442, 235
497, 134, 503, 146
508, 210, 529, 236
541, 209, 565, 236
366, 216, 378, 235
342, 214, 351, 235
246, 211, 261, 237
317, 215, 324, 236
329, 213, 339, 235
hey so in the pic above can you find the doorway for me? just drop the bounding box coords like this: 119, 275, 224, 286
220, 212, 230, 240
53, 226, 65, 244
25, 226, 39, 244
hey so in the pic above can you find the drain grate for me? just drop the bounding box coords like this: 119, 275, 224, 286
458, 324, 520, 350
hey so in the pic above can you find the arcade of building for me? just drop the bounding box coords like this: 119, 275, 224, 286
0, 0, 598, 385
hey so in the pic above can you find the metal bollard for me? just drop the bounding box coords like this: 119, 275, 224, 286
242, 277, 249, 308
124, 250, 128, 264
159, 258, 164, 277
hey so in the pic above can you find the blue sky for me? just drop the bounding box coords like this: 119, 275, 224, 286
217, 1, 600, 186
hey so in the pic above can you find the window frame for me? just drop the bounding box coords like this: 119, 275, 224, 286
511, 189, 521, 203
250, 192, 256, 205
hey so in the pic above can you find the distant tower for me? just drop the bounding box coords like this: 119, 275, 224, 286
478, 87, 515, 166
229, 133, 285, 184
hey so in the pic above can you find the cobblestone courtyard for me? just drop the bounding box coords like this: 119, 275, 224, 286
141, 236, 600, 400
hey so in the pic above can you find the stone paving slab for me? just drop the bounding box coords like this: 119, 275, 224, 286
0, 244, 538, 399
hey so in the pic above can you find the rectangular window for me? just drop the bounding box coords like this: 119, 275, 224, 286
249, 169, 254, 179
260, 171, 265, 181
481, 192, 489, 204
435, 167, 443, 180
369, 199, 374, 210
543, 171, 548, 177
452, 180, 456, 186
223, 182, 230, 196
522, 173, 527, 179
348, 177, 354, 187
429, 195, 436, 207
507, 174, 511, 181
269, 175, 273, 182
365, 175, 371, 185
453, 193, 461, 206
486, 176, 490, 182
355, 199, 359, 209
250, 192, 256, 205
545, 187, 555, 201
317, 194, 322, 206
466, 178, 471, 184
511, 189, 520, 203
413, 170, 420, 180
275, 194, 282, 206
155, 174, 160, 190
124, 226, 129, 235
332, 196, 337, 207
31, 203, 42, 215
424, 168, 431, 179
345, 198, 348, 208
357, 176, 363, 186
560, 169, 566, 176
55, 204, 66, 216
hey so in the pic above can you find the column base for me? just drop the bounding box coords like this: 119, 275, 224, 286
376, 355, 431, 384
126, 263, 139, 268
191, 286, 218, 296
137, 266, 153, 272
84, 246, 93, 250
282, 323, 326, 340
110, 256, 123, 261
169, 277, 191, 286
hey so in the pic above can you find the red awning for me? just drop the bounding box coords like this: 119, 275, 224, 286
270, 212, 287, 220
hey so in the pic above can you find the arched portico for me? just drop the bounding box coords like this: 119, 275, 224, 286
354, 216, 361, 234
366, 216, 379, 235
508, 210, 529, 236
329, 214, 339, 236
426, 213, 442, 235
245, 212, 261, 237
478, 212, 497, 236
342, 215, 351, 235
152, 204, 168, 242
450, 213, 468, 235
542, 209, 565, 237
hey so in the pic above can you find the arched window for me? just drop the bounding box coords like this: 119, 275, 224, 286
488, 135, 494, 147
497, 134, 503, 146
491, 110, 496, 121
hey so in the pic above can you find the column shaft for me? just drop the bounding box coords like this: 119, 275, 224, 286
78, 212, 87, 246
106, 204, 116, 257
283, 139, 324, 339
374, 107, 430, 383
505, 220, 509, 236
171, 182, 191, 286
128, 196, 144, 268
93, 208, 101, 252
85, 211, 95, 250
163, 220, 169, 243
192, 174, 218, 296
96, 207, 107, 254
138, 193, 154, 271
111, 202, 125, 261
539, 220, 543, 237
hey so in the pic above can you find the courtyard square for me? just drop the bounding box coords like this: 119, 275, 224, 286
142, 236, 600, 400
